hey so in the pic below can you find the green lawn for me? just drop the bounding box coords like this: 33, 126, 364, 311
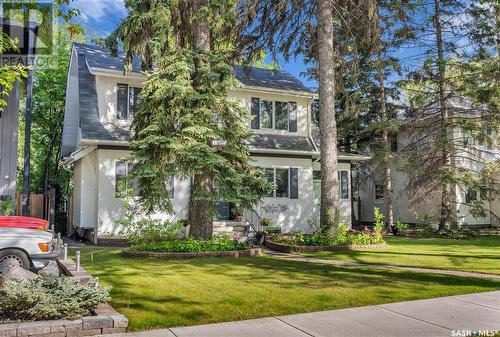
301, 236, 500, 274
75, 248, 500, 331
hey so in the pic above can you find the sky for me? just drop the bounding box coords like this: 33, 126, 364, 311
71, 0, 318, 88
69, 0, 475, 91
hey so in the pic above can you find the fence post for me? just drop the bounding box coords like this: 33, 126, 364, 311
63, 244, 68, 260
76, 251, 80, 271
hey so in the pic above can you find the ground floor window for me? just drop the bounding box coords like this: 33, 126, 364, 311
115, 161, 174, 198
259, 167, 298, 199
374, 183, 384, 201
313, 170, 349, 200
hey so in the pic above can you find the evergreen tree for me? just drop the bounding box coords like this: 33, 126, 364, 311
244, 0, 377, 229
400, 0, 499, 228
114, 0, 271, 239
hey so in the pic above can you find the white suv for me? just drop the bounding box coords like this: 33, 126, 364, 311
0, 227, 61, 273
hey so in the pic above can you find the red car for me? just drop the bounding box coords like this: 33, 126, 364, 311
0, 216, 48, 231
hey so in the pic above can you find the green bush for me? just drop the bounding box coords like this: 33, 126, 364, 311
121, 218, 186, 245
0, 274, 110, 321
0, 196, 15, 216
131, 234, 249, 253
394, 219, 409, 232
271, 229, 384, 247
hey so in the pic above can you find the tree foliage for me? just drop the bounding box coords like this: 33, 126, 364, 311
113, 0, 271, 238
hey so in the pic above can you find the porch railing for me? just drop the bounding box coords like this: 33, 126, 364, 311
243, 208, 264, 234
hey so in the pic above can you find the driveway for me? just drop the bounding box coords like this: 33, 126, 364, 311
104, 290, 500, 337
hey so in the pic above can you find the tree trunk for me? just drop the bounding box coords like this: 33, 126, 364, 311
42, 132, 58, 192
377, 56, 394, 231
317, 0, 340, 229
188, 172, 214, 240
188, 0, 214, 240
434, 0, 452, 230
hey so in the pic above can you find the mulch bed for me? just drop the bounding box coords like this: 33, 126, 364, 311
265, 238, 386, 253
122, 247, 262, 259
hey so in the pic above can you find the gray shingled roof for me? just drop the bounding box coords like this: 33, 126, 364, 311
69, 43, 366, 160
73, 43, 313, 93
77, 50, 131, 141
247, 134, 317, 153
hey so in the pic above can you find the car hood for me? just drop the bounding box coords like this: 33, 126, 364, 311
0, 227, 53, 240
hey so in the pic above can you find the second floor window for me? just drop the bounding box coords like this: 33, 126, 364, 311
117, 84, 142, 119
251, 97, 297, 132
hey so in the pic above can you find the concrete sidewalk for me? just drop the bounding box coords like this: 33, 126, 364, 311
105, 291, 500, 337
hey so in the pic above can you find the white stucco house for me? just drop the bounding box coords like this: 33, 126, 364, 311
61, 43, 369, 243
358, 98, 500, 227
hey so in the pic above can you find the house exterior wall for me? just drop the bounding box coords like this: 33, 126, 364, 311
228, 89, 311, 137
251, 156, 314, 233
359, 124, 498, 225
67, 65, 361, 237
0, 81, 20, 199
95, 75, 144, 123
73, 150, 355, 237
92, 75, 312, 134
72, 150, 98, 230
95, 149, 191, 237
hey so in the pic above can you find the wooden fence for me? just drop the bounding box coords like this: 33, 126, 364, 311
15, 192, 51, 222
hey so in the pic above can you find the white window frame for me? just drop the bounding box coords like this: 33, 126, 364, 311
117, 84, 142, 120
261, 167, 291, 198
258, 100, 293, 131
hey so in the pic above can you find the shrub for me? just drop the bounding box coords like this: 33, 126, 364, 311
131, 234, 249, 253
261, 218, 272, 226
0, 196, 15, 216
124, 218, 186, 245
373, 208, 385, 241
394, 219, 409, 232
0, 274, 110, 321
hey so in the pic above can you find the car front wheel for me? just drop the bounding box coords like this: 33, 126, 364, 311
0, 249, 31, 274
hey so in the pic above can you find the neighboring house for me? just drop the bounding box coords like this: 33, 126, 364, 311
359, 97, 500, 227
61, 43, 368, 243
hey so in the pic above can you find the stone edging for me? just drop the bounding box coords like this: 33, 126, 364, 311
0, 258, 129, 337
122, 247, 262, 259
265, 238, 386, 253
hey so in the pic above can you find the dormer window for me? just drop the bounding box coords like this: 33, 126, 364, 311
251, 97, 297, 132
117, 84, 142, 119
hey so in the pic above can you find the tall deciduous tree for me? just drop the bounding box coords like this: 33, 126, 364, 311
114, 0, 270, 240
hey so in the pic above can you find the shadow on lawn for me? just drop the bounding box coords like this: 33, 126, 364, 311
73, 248, 500, 330
79, 248, 500, 290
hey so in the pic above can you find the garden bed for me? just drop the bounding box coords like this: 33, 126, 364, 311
265, 237, 385, 253
122, 247, 262, 259
0, 258, 128, 337
97, 237, 130, 247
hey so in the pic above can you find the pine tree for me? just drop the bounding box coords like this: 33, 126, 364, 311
243, 0, 378, 229
400, 0, 499, 228
114, 0, 271, 240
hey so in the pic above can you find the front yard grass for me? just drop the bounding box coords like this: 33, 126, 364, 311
74, 248, 499, 331
301, 236, 500, 275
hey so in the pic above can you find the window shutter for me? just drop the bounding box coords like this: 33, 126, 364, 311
127, 163, 141, 197
115, 161, 127, 196
166, 177, 175, 199
290, 168, 299, 199
251, 97, 260, 129
129, 87, 142, 116
117, 84, 128, 119
289, 102, 297, 132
